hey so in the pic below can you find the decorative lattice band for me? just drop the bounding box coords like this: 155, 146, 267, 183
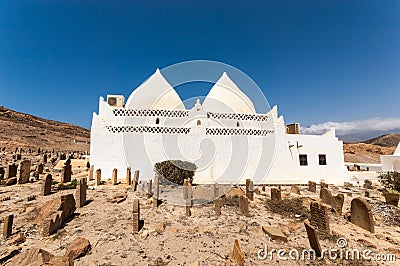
113, 109, 189, 117
105, 126, 191, 134
206, 128, 274, 136
207, 112, 268, 121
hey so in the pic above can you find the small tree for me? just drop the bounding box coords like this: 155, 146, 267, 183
379, 172, 400, 193
154, 160, 197, 185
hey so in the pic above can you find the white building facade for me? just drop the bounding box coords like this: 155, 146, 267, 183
381, 144, 400, 172
90, 70, 349, 185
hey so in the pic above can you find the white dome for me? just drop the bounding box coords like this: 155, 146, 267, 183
202, 72, 256, 113
125, 69, 185, 110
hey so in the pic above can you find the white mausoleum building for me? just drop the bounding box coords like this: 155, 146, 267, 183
90, 70, 349, 185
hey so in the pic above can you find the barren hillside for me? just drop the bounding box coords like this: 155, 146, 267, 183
0, 106, 90, 152
363, 134, 400, 147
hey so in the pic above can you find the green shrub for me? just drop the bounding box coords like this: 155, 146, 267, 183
379, 172, 400, 193
154, 160, 197, 185
57, 179, 77, 190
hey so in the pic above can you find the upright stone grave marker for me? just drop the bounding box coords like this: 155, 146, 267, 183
153, 174, 160, 207
37, 163, 44, 175
3, 214, 14, 239
271, 187, 282, 201
126, 167, 131, 185
17, 160, 31, 184
76, 177, 87, 208
88, 165, 94, 181
95, 169, 101, 186
147, 180, 152, 198
132, 170, 139, 192
310, 202, 330, 238
112, 168, 118, 185
42, 174, 52, 196
6, 164, 17, 179
350, 197, 375, 233
304, 219, 322, 257
133, 199, 140, 233
246, 179, 254, 201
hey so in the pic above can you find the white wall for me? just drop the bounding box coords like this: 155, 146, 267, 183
90, 98, 349, 185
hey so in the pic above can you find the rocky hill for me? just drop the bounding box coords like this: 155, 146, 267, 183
0, 106, 90, 152
362, 133, 400, 147
343, 134, 399, 163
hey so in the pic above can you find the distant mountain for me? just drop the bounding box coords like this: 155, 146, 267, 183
0, 106, 90, 152
362, 134, 400, 147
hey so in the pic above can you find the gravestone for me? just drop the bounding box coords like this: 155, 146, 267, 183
240, 196, 249, 216
112, 168, 118, 185
183, 179, 192, 217
43, 154, 47, 163
132, 170, 139, 192
40, 194, 76, 236
310, 202, 330, 238
17, 160, 31, 184
59, 153, 66, 160
95, 169, 101, 186
232, 239, 244, 266
16, 153, 22, 160
246, 179, 254, 201
304, 219, 322, 257
320, 182, 328, 189
271, 188, 282, 201
88, 165, 94, 181
42, 174, 52, 196
6, 164, 17, 179
65, 159, 72, 181
133, 199, 140, 233
147, 180, 152, 198
0, 167, 4, 180
320, 188, 344, 213
215, 198, 221, 216
363, 179, 372, 189
126, 167, 131, 185
153, 174, 160, 207
350, 197, 375, 233
3, 214, 14, 239
37, 163, 44, 175
383, 192, 399, 207
291, 184, 301, 195
76, 177, 87, 208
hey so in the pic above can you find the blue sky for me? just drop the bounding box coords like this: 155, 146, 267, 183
1, 1, 399, 137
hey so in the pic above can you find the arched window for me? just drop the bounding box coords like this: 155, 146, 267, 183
155, 117, 160, 124
197, 120, 201, 126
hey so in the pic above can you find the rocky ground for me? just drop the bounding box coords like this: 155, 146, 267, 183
1, 151, 400, 265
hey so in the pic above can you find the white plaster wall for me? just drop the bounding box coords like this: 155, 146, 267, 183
90, 71, 349, 185
381, 155, 400, 172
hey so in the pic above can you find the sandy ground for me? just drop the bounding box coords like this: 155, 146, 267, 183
1, 165, 400, 266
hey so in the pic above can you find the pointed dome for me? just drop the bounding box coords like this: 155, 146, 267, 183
125, 69, 185, 110
202, 72, 256, 113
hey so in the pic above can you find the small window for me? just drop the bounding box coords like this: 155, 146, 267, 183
319, 154, 327, 165
197, 120, 201, 126
299, 154, 308, 166
237, 121, 240, 127
155, 117, 160, 124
